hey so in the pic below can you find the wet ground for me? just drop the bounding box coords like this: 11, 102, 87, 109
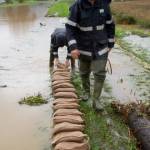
0, 4, 66, 150
107, 44, 150, 102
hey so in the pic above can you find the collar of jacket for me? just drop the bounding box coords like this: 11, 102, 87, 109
79, 0, 102, 9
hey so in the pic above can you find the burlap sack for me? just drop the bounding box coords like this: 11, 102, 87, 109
53, 69, 70, 74
53, 109, 83, 117
53, 72, 70, 77
52, 80, 70, 86
54, 92, 77, 99
54, 88, 76, 94
52, 76, 70, 82
54, 141, 89, 150
57, 63, 66, 69
53, 98, 78, 105
53, 115, 84, 124
53, 83, 74, 90
53, 103, 79, 111
53, 122, 85, 134
52, 131, 87, 146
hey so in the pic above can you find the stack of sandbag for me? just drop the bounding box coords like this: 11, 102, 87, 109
51, 63, 90, 150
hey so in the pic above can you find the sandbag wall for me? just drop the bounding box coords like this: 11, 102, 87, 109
51, 64, 90, 150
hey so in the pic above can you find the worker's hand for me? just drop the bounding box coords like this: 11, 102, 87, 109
65, 59, 70, 68
71, 49, 80, 59
53, 58, 59, 66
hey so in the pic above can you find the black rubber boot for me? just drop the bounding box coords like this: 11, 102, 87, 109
80, 74, 90, 101
92, 76, 105, 111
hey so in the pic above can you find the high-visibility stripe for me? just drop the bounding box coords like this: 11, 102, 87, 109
53, 52, 58, 55
98, 48, 109, 56
79, 50, 92, 56
67, 19, 104, 31
106, 19, 113, 24
99, 9, 104, 13
78, 25, 93, 31
68, 39, 77, 46
67, 19, 77, 27
96, 25, 104, 30
108, 38, 115, 43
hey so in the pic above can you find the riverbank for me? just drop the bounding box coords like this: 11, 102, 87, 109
0, 0, 50, 7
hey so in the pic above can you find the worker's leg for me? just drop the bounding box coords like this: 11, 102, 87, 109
79, 59, 91, 101
91, 59, 107, 111
49, 48, 54, 68
71, 57, 75, 72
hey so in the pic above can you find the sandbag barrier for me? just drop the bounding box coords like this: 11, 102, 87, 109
51, 63, 90, 150
112, 101, 150, 150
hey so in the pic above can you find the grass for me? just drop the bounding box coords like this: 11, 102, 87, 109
112, 0, 150, 28
19, 93, 48, 106
0, 0, 45, 7
71, 73, 137, 150
47, 0, 74, 17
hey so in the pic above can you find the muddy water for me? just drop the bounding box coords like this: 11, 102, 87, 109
107, 45, 150, 103
0, 4, 65, 150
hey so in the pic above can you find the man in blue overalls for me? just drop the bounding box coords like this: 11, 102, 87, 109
66, 0, 115, 111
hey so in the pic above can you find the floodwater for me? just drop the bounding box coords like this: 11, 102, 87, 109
123, 35, 150, 52
0, 4, 66, 150
107, 45, 150, 103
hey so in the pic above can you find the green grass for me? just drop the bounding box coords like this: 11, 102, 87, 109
47, 0, 73, 17
19, 93, 48, 106
0, 0, 44, 7
71, 73, 137, 150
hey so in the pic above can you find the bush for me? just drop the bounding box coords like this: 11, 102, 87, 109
115, 13, 137, 25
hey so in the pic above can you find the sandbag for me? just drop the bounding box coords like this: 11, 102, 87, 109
53, 72, 70, 77
53, 122, 85, 134
53, 103, 79, 111
52, 80, 70, 86
54, 141, 89, 150
52, 76, 70, 82
53, 99, 78, 105
53, 115, 84, 124
53, 69, 70, 74
52, 131, 87, 146
53, 83, 74, 90
54, 92, 78, 99
57, 63, 67, 69
54, 88, 76, 94
53, 109, 83, 117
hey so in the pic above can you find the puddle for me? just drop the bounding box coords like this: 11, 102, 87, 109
0, 4, 66, 150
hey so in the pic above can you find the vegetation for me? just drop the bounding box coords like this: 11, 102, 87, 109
72, 73, 137, 150
47, 0, 74, 17
112, 0, 150, 28
0, 0, 42, 7
19, 93, 48, 106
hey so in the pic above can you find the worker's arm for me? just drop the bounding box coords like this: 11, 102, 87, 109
105, 4, 115, 50
65, 2, 80, 59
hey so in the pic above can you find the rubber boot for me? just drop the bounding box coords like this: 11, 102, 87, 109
80, 74, 90, 101
93, 76, 105, 111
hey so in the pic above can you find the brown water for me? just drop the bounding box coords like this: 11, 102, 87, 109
0, 4, 65, 150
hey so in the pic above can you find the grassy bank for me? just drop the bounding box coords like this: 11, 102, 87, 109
112, 0, 150, 28
72, 73, 137, 150
0, 0, 47, 7
47, 0, 73, 17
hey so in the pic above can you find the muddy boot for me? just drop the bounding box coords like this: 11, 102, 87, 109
80, 74, 90, 101
92, 77, 105, 111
